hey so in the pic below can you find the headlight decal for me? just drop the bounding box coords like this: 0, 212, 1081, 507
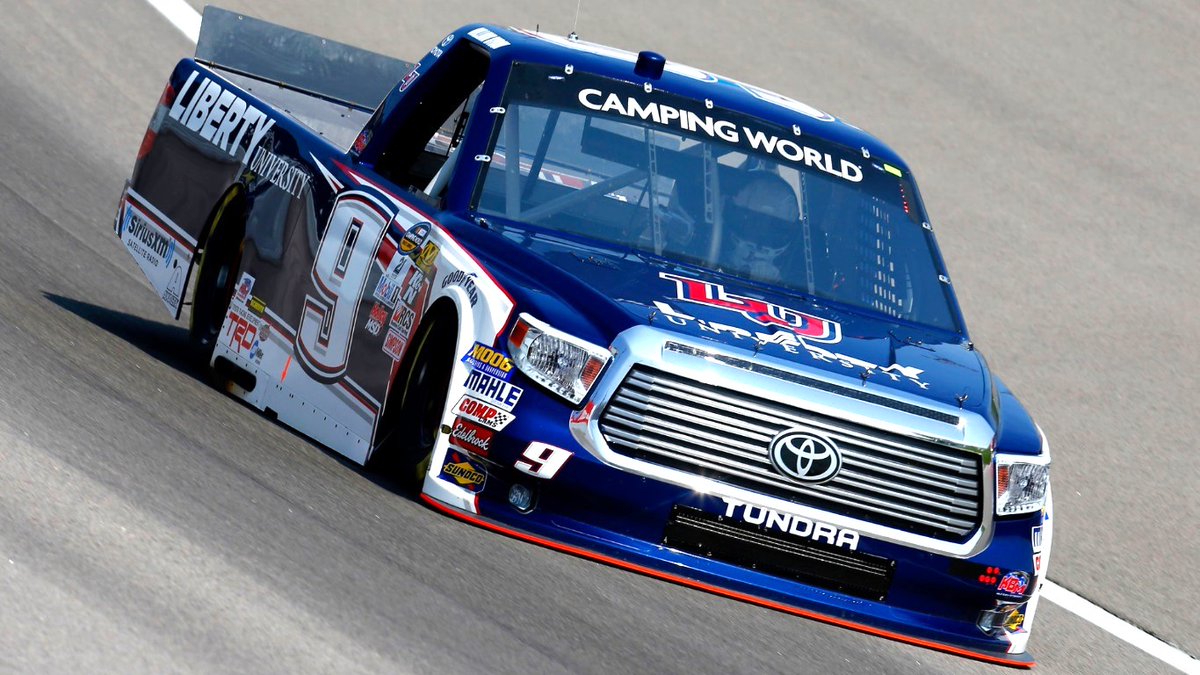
994, 453, 1051, 516
508, 313, 611, 405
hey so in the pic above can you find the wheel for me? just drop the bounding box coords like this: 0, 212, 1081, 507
370, 307, 458, 489
190, 189, 245, 362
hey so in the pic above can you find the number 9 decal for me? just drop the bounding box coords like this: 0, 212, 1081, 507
515, 442, 573, 479
296, 191, 391, 382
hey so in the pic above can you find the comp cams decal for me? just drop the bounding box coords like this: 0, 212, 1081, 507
719, 497, 860, 551
167, 70, 275, 162
455, 395, 514, 431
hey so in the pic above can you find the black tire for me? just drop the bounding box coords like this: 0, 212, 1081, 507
189, 190, 246, 365
370, 307, 457, 489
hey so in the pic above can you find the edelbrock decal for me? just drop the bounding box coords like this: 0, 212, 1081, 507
448, 417, 494, 456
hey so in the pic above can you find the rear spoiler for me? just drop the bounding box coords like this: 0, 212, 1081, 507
195, 6, 415, 111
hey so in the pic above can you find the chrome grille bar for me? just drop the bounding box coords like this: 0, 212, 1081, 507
600, 366, 984, 540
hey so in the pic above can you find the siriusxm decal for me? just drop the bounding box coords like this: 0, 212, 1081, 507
124, 209, 175, 268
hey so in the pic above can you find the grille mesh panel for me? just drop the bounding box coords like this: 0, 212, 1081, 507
600, 367, 983, 540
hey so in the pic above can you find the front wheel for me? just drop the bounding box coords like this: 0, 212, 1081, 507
370, 308, 457, 489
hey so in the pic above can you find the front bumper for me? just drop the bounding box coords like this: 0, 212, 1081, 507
421, 327, 1049, 667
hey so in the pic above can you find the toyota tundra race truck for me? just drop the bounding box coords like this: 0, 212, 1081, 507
112, 7, 1053, 666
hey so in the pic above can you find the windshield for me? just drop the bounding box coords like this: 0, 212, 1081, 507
474, 62, 960, 331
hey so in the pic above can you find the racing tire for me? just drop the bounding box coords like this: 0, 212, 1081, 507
189, 189, 246, 371
370, 306, 458, 491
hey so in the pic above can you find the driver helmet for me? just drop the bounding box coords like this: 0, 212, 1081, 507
722, 171, 800, 280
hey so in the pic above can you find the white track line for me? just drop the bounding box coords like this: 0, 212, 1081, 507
144, 0, 200, 43
1043, 581, 1199, 674
137, 0, 1200, 672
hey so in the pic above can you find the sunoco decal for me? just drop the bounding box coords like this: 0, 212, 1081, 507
439, 450, 486, 492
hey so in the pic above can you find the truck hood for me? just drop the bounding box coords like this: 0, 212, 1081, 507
502, 231, 990, 418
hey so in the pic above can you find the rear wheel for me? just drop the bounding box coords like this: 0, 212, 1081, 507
190, 190, 246, 364
371, 308, 458, 489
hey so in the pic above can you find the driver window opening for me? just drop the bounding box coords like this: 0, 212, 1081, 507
374, 42, 489, 198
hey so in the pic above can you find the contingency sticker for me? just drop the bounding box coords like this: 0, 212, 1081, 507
114, 187, 196, 317
460, 342, 515, 381
454, 394, 514, 431
448, 417, 494, 456
463, 370, 523, 411
439, 450, 486, 493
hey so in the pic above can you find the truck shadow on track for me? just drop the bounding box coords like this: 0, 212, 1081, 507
42, 292, 416, 498
43, 292, 206, 382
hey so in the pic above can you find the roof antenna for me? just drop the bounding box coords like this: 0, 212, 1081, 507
569, 0, 582, 40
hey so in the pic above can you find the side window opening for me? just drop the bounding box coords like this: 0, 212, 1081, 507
374, 42, 489, 196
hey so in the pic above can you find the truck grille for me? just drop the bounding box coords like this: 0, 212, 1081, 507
599, 367, 983, 541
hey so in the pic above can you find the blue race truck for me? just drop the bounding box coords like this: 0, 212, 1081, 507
113, 7, 1052, 666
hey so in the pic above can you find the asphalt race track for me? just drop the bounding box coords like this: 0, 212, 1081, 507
1, 1, 1197, 672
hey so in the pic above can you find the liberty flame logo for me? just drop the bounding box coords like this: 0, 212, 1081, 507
659, 272, 841, 343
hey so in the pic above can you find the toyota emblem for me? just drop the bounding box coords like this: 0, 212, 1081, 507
769, 429, 842, 483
